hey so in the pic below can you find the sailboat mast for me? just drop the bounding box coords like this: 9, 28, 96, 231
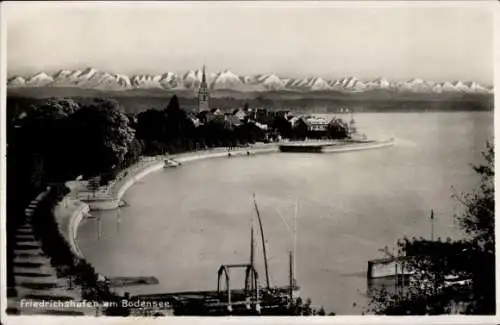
293, 197, 298, 279
250, 216, 255, 268
253, 193, 270, 289
289, 250, 294, 303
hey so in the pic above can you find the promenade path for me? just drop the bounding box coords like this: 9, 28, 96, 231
7, 192, 95, 316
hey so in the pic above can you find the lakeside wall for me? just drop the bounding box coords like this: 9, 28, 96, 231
54, 198, 90, 258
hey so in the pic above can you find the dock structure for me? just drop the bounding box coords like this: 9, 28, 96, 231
279, 141, 336, 153
279, 139, 394, 153
367, 256, 412, 280
133, 286, 298, 316
131, 194, 300, 316
366, 256, 414, 297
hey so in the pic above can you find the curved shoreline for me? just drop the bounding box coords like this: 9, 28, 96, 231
54, 199, 89, 258
55, 145, 280, 257
56, 139, 393, 267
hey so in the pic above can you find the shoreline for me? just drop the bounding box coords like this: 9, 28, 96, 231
55, 138, 393, 270
55, 144, 280, 258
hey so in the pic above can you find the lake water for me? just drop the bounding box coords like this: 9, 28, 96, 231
78, 112, 493, 314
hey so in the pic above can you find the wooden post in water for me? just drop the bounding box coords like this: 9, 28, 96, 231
116, 208, 121, 232
97, 215, 102, 240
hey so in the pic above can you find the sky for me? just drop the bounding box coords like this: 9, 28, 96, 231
5, 1, 495, 84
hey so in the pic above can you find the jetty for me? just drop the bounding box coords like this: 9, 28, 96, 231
279, 138, 394, 153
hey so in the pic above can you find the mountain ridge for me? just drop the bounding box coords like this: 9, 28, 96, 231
8, 67, 494, 95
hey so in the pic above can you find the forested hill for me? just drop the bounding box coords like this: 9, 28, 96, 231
7, 88, 493, 115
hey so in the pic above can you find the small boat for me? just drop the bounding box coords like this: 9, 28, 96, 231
164, 159, 181, 168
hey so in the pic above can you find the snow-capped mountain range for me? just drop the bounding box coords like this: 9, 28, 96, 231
7, 68, 493, 94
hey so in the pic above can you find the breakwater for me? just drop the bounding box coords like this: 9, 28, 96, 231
279, 138, 395, 153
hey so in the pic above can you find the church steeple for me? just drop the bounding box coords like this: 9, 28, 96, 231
202, 65, 207, 84
198, 65, 209, 112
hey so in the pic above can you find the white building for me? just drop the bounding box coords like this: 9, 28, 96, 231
304, 117, 329, 132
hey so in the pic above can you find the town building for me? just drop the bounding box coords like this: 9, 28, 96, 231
206, 108, 224, 123
225, 113, 242, 127
232, 108, 248, 121
254, 108, 275, 125
276, 110, 293, 118
304, 116, 329, 132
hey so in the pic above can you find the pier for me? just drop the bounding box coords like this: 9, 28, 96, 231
279, 139, 394, 153
132, 285, 300, 316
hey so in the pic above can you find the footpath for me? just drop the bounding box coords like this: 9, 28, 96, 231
7, 191, 90, 316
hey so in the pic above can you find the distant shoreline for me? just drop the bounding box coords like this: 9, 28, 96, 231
7, 92, 492, 117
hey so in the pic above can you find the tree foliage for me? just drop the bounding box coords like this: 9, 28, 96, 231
271, 115, 293, 138
327, 118, 350, 139
6, 97, 135, 287
292, 119, 308, 140
134, 96, 268, 155
71, 98, 135, 176
368, 141, 495, 315
456, 141, 494, 253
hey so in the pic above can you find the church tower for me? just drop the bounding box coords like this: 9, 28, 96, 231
198, 65, 210, 112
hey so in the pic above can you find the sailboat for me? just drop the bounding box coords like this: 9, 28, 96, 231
132, 195, 301, 316
251, 194, 300, 303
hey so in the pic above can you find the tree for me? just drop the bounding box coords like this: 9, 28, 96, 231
326, 118, 349, 139
235, 122, 266, 144
455, 141, 494, 253
197, 120, 231, 147
368, 141, 495, 315
163, 95, 196, 147
271, 115, 292, 139
135, 109, 166, 143
292, 119, 308, 140
123, 138, 144, 167
12, 98, 80, 182
71, 98, 135, 177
